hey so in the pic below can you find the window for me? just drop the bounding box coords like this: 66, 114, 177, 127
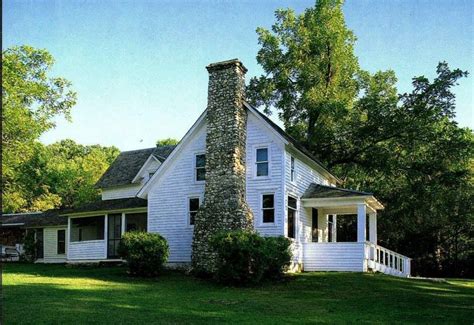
57, 230, 66, 254
126, 213, 147, 232
189, 198, 200, 225
256, 148, 269, 177
287, 196, 297, 238
195, 154, 206, 181
70, 216, 105, 242
312, 208, 318, 242
290, 156, 296, 182
148, 171, 155, 179
262, 194, 275, 223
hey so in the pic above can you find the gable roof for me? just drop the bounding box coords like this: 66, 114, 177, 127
244, 102, 339, 183
95, 145, 176, 188
138, 105, 339, 198
1, 211, 67, 227
302, 183, 372, 199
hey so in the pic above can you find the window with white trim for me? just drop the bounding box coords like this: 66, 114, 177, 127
290, 156, 295, 182
189, 197, 200, 225
287, 196, 297, 238
256, 148, 269, 177
195, 154, 206, 182
262, 194, 275, 223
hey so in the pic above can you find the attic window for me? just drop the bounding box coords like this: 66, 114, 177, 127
148, 171, 155, 179
256, 148, 269, 177
195, 154, 206, 182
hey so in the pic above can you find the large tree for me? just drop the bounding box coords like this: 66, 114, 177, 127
2, 46, 120, 213
2, 46, 77, 212
248, 1, 473, 276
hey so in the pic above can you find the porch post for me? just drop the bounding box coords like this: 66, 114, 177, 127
357, 203, 366, 243
317, 209, 328, 242
332, 215, 337, 242
121, 213, 126, 235
369, 212, 377, 244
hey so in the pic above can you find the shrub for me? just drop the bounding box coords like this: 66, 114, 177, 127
118, 231, 169, 277
211, 230, 292, 285
261, 236, 292, 279
22, 231, 37, 262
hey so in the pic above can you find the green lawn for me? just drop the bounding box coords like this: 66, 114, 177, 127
2, 264, 473, 324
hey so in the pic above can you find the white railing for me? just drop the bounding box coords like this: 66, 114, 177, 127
365, 242, 411, 277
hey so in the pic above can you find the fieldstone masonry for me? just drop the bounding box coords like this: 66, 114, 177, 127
191, 59, 254, 274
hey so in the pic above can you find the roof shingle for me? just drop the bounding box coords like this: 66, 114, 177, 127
95, 145, 176, 188
302, 183, 372, 199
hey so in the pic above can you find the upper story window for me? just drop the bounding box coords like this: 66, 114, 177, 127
195, 154, 206, 182
189, 197, 200, 225
262, 194, 275, 223
256, 148, 269, 177
290, 156, 296, 182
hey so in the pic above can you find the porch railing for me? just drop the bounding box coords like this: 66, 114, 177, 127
364, 242, 411, 277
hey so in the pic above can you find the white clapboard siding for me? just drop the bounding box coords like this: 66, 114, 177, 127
147, 110, 289, 262
68, 240, 106, 260
102, 185, 141, 200
284, 150, 330, 263
43, 226, 67, 263
246, 113, 285, 237
147, 125, 206, 263
303, 243, 365, 272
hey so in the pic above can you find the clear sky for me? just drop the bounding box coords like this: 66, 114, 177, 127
3, 0, 473, 151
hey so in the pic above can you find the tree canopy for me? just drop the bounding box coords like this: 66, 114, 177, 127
2, 46, 119, 212
248, 0, 473, 277
156, 138, 179, 146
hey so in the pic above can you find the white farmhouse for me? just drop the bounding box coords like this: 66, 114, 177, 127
1, 59, 410, 277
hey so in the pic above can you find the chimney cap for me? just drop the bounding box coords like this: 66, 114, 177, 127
206, 59, 248, 74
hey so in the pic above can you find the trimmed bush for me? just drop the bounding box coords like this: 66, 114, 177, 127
211, 230, 292, 285
261, 236, 293, 279
118, 231, 169, 277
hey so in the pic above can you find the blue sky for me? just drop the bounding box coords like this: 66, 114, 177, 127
3, 0, 473, 151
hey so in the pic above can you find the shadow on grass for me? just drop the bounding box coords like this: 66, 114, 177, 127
3, 264, 474, 324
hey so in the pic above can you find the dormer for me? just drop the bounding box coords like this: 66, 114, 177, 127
95, 145, 176, 200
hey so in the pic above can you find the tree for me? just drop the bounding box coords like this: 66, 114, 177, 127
248, 1, 474, 276
2, 46, 77, 212
156, 138, 179, 146
2, 46, 120, 213
247, 0, 359, 159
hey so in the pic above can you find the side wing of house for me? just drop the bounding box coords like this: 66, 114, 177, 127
283, 147, 333, 264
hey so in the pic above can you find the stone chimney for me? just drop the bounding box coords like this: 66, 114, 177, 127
191, 59, 254, 274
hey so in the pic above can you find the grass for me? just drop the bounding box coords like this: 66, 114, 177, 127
2, 263, 473, 324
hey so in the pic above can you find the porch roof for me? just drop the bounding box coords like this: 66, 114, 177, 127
60, 198, 147, 217
1, 211, 67, 227
302, 184, 373, 199
301, 184, 384, 213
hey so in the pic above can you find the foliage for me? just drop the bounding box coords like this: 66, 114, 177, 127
3, 264, 474, 324
2, 46, 76, 212
118, 231, 169, 277
247, 1, 474, 277
22, 231, 37, 262
211, 231, 292, 285
156, 138, 179, 146
2, 46, 120, 213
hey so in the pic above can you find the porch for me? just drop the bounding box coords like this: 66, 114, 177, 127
62, 198, 148, 261
301, 184, 411, 277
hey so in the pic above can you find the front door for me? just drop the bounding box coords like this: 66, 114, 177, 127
107, 214, 122, 259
